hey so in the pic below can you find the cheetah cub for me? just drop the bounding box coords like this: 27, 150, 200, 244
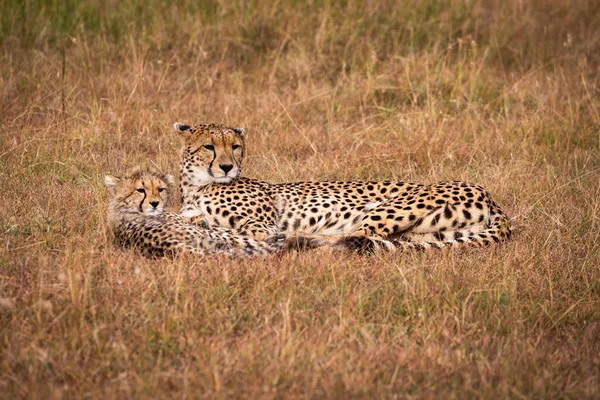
104, 166, 283, 257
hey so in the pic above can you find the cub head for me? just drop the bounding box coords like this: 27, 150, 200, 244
174, 122, 246, 187
104, 166, 174, 216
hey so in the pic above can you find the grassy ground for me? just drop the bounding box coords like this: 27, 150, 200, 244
1, 0, 600, 398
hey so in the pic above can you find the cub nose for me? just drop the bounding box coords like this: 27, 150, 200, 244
150, 201, 159, 208
220, 164, 234, 174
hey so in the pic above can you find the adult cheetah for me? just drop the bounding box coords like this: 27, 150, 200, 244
104, 166, 285, 257
174, 122, 511, 252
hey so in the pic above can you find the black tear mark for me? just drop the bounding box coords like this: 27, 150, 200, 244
138, 190, 147, 212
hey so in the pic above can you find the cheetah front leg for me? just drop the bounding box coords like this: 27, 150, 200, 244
236, 219, 325, 251
237, 218, 280, 241
181, 201, 279, 240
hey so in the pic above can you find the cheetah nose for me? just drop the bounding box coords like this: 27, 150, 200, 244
150, 201, 159, 208
220, 164, 234, 174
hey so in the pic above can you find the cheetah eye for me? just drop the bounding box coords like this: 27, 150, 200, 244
136, 188, 145, 193
232, 144, 242, 150
158, 188, 166, 193
203, 144, 215, 151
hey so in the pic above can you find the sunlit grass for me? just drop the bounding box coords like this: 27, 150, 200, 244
1, 0, 599, 398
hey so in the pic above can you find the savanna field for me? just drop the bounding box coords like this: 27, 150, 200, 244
1, 0, 600, 398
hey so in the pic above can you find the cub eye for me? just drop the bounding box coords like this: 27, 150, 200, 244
136, 188, 145, 193
232, 144, 242, 150
203, 144, 215, 151
158, 188, 166, 193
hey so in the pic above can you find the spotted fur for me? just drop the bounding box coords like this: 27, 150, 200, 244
174, 123, 511, 252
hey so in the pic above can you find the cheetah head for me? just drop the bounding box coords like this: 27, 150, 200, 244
173, 122, 246, 187
104, 167, 175, 216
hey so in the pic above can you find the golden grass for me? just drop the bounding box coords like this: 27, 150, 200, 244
1, 0, 600, 398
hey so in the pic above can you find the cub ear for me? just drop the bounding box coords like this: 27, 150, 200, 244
104, 175, 121, 191
231, 127, 247, 140
164, 174, 175, 186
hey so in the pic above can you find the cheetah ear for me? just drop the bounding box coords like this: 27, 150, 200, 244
164, 174, 175, 186
173, 122, 194, 141
173, 122, 191, 132
231, 127, 246, 140
104, 175, 121, 192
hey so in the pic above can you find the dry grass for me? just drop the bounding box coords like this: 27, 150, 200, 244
1, 0, 600, 398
